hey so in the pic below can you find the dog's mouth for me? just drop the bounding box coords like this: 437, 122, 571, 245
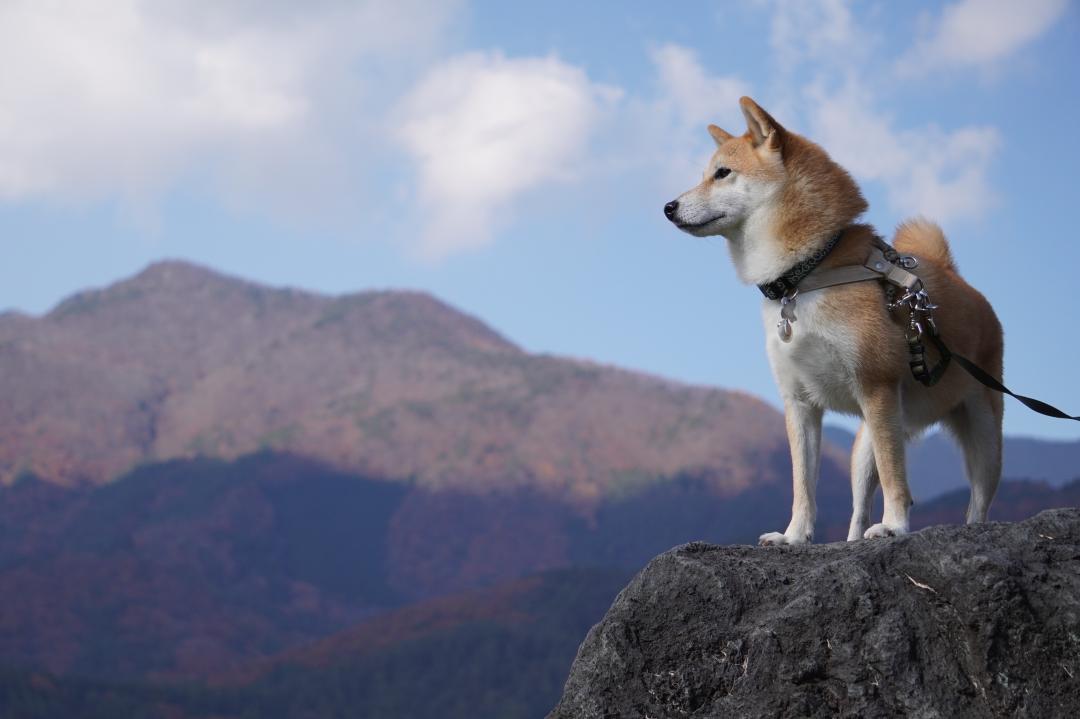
676, 214, 726, 230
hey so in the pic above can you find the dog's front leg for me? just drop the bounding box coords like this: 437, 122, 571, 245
760, 398, 822, 545
859, 384, 911, 538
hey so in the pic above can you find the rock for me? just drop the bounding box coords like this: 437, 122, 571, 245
548, 509, 1080, 719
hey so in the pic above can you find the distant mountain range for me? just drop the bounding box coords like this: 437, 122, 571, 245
824, 426, 1080, 501
2, 451, 1076, 684
0, 261, 1077, 718
5, 260, 1073, 503
0, 565, 632, 719
0, 451, 819, 679
2, 457, 1076, 718
0, 261, 800, 501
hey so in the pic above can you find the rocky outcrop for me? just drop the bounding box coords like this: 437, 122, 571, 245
549, 509, 1080, 719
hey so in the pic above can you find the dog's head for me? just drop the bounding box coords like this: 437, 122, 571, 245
663, 97, 786, 237
664, 97, 866, 248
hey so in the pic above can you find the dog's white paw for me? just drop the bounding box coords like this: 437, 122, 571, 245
758, 531, 810, 546
863, 522, 908, 540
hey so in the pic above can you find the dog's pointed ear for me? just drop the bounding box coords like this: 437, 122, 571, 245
740, 96, 785, 152
707, 124, 734, 147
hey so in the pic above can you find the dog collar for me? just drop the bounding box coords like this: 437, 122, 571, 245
756, 231, 844, 300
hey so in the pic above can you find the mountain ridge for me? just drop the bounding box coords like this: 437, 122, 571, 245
0, 259, 793, 500
825, 425, 1080, 501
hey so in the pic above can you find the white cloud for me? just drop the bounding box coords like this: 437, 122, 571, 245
807, 79, 1001, 222
642, 45, 751, 189
768, 0, 866, 72
0, 0, 457, 213
649, 45, 750, 134
757, 1, 1003, 224
0, 0, 1029, 258
396, 52, 621, 259
898, 0, 1068, 75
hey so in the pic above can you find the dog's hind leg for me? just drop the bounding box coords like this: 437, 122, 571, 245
847, 423, 879, 541
945, 390, 1003, 523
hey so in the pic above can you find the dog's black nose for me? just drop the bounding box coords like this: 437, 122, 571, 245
663, 200, 679, 220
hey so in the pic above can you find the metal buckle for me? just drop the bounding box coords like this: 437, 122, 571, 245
900, 288, 941, 343
913, 289, 938, 312
889, 290, 917, 311
898, 256, 919, 269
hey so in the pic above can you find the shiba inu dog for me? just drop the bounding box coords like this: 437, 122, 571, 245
665, 97, 1003, 544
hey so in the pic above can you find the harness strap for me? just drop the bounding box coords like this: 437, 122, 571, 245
798, 247, 923, 295
796, 264, 881, 293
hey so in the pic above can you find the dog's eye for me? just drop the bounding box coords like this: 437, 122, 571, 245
714, 167, 731, 180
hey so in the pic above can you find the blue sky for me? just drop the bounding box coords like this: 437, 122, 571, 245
2, 0, 1079, 440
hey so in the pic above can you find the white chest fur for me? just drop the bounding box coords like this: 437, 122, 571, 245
762, 293, 862, 415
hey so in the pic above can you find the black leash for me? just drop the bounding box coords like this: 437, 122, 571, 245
914, 324, 1080, 421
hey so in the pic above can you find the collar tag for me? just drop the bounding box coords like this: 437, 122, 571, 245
777, 291, 798, 342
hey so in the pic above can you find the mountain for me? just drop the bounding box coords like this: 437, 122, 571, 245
1, 449, 1075, 681
906, 476, 1080, 532
0, 260, 828, 687
2, 261, 1076, 717
4, 492, 1075, 716
0, 567, 631, 719
0, 261, 793, 500
824, 425, 1080, 501
0, 454, 407, 679
220, 567, 633, 719
0, 451, 835, 679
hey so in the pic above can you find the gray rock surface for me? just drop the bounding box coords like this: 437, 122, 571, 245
548, 509, 1080, 719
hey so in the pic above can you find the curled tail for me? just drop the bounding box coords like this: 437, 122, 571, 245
893, 218, 957, 271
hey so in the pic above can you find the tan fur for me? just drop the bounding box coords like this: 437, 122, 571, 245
772, 132, 868, 255
895, 218, 957, 271
667, 96, 1004, 544
708, 124, 734, 145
